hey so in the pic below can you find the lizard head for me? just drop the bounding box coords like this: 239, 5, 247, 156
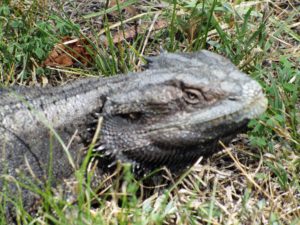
94, 50, 267, 174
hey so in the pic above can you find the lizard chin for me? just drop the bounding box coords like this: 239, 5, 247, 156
89, 116, 250, 176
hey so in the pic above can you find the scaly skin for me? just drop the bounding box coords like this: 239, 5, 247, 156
93, 50, 268, 174
0, 50, 267, 216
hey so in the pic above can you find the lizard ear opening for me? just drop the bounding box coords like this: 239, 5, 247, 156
116, 112, 143, 122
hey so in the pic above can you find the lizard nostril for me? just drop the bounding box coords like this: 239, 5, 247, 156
228, 96, 238, 101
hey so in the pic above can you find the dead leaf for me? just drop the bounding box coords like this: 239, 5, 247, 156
43, 36, 94, 67
102, 19, 169, 46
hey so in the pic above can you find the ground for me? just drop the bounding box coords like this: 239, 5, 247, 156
0, 0, 299, 224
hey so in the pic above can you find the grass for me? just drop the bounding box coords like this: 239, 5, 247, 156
0, 0, 299, 224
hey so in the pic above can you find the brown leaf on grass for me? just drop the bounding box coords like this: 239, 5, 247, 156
43, 36, 93, 67
103, 19, 169, 46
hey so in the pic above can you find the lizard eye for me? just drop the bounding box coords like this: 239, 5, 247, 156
183, 88, 203, 104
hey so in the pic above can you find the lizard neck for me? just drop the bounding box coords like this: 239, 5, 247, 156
0, 75, 129, 134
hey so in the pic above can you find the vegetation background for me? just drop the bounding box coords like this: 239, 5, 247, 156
0, 0, 299, 224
